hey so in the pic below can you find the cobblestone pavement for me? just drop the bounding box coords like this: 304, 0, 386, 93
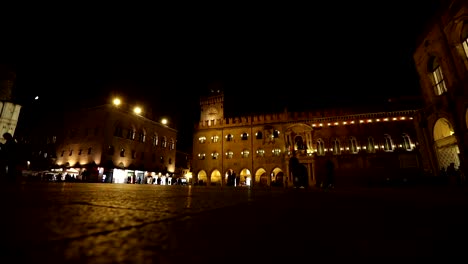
1, 183, 467, 263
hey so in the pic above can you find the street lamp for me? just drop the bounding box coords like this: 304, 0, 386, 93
113, 98, 121, 106
134, 106, 142, 115
161, 118, 168, 125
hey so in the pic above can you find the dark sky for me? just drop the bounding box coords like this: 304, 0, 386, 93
17, 0, 440, 152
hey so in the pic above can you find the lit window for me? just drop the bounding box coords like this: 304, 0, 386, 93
383, 134, 394, 152
212, 152, 219, 159
241, 149, 249, 158
153, 133, 158, 146
462, 22, 468, 59
348, 137, 358, 154
367, 137, 375, 153
211, 135, 219, 143
332, 138, 341, 155
199, 136, 206, 144
402, 133, 413, 151
226, 151, 234, 159
256, 149, 265, 157
198, 153, 205, 160
429, 57, 447, 95
272, 148, 281, 156
169, 139, 175, 150
316, 139, 325, 156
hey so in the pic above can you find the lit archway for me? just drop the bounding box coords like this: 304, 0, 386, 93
197, 170, 208, 185
239, 168, 251, 186
254, 168, 268, 186
210, 169, 222, 186
433, 118, 459, 169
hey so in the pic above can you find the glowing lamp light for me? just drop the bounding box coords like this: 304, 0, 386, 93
113, 98, 121, 106
161, 118, 168, 125
134, 107, 142, 115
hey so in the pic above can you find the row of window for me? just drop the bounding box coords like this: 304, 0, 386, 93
197, 134, 415, 160
113, 126, 175, 149
60, 146, 172, 164
428, 21, 468, 96
198, 148, 282, 160
198, 130, 280, 143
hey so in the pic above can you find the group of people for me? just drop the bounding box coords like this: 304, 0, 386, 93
0, 132, 21, 183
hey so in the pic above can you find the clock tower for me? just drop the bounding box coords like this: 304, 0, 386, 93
200, 88, 224, 123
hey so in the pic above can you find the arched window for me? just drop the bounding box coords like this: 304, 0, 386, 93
127, 127, 136, 140
332, 138, 341, 155
383, 134, 394, 152
226, 134, 233, 141
241, 132, 248, 140
428, 56, 447, 96
316, 139, 325, 156
367, 137, 376, 153
226, 150, 234, 159
199, 136, 206, 143
273, 130, 280, 138
241, 149, 249, 158
152, 133, 158, 146
402, 133, 413, 151
256, 131, 263, 139
138, 129, 146, 143
348, 136, 358, 154
169, 138, 175, 150
211, 152, 219, 159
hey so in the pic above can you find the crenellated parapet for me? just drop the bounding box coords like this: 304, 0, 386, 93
196, 108, 419, 130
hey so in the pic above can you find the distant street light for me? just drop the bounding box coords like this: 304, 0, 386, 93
134, 106, 142, 115
113, 98, 121, 106
161, 118, 168, 125
34, 96, 39, 100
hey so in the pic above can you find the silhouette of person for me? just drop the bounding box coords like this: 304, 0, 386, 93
2, 133, 20, 183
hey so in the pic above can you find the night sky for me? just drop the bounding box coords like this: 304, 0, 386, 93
17, 0, 440, 152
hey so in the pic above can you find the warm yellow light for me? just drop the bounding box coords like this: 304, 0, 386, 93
134, 106, 142, 114
113, 98, 121, 106
161, 118, 168, 125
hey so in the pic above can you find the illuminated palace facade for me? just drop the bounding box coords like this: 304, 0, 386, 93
413, 0, 468, 176
0, 64, 21, 144
54, 98, 177, 184
192, 90, 423, 188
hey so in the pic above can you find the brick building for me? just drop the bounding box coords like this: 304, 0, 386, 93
413, 0, 468, 177
192, 90, 423, 188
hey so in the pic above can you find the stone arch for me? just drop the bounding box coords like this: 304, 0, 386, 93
196, 170, 208, 185
210, 169, 222, 186
271, 167, 284, 187
254, 168, 268, 186
239, 168, 251, 186
433, 118, 460, 170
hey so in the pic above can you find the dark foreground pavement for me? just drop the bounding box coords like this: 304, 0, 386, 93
1, 183, 468, 263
